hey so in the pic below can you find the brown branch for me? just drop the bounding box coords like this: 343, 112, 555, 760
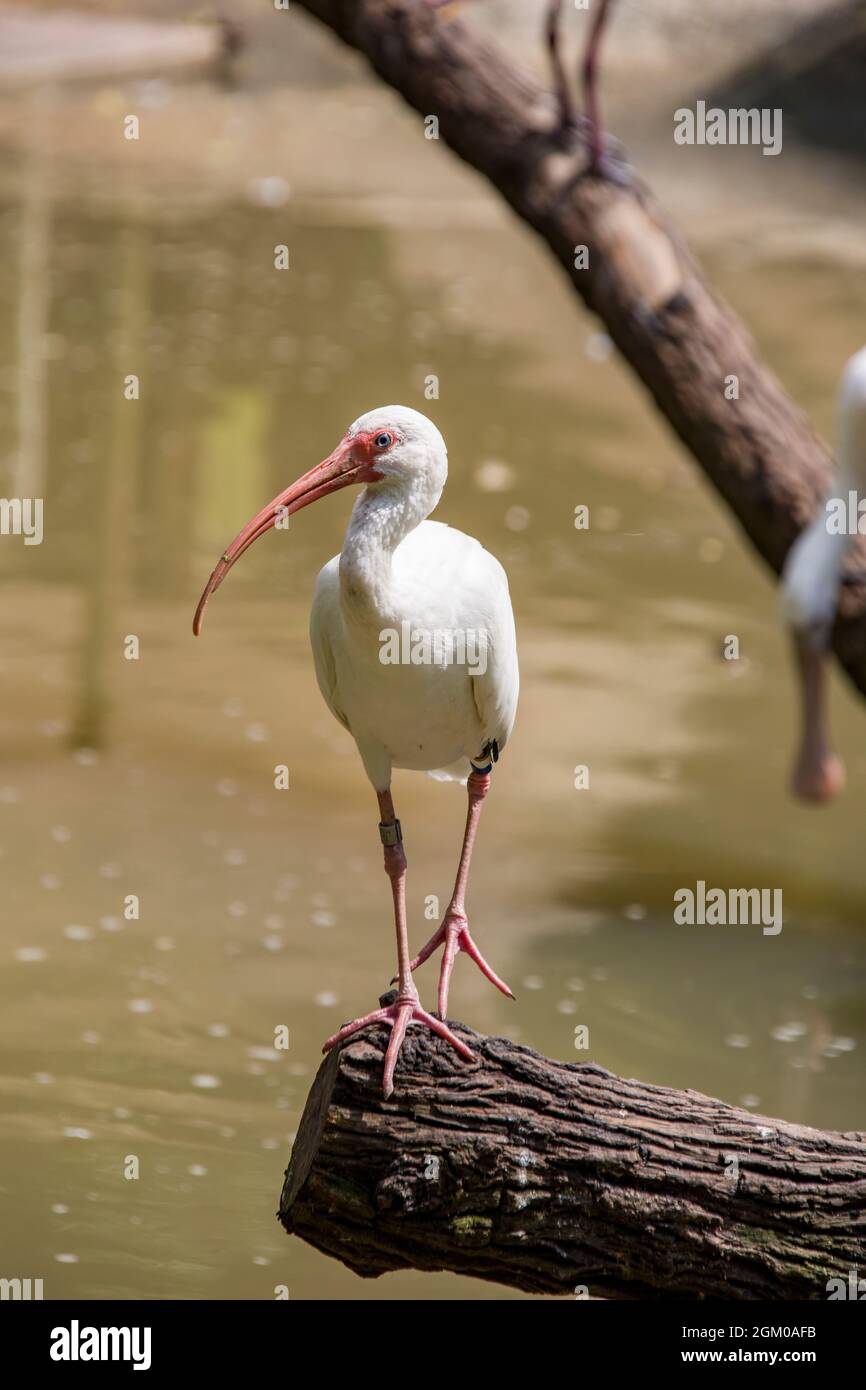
278, 1025, 866, 1299
291, 0, 866, 699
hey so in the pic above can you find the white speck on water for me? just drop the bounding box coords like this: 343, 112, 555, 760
264, 914, 284, 931
63, 925, 94, 942
99, 863, 122, 880
51, 825, 71, 843
82, 1031, 100, 1045
74, 748, 98, 767
191, 1074, 221, 1090
114, 1108, 131, 1120
740, 1094, 761, 1109
40, 874, 61, 891
504, 505, 530, 532
244, 723, 269, 742
474, 459, 515, 494
0, 786, 21, 803
830, 1036, 856, 1052
248, 1063, 265, 1077
310, 910, 336, 929
99, 916, 123, 932
127, 999, 154, 1015
33, 1072, 55, 1085
314, 991, 338, 1008
262, 935, 284, 952
51, 1203, 69, 1215
222, 698, 243, 717
220, 1126, 236, 1139
725, 1034, 751, 1049
556, 1000, 577, 1015
224, 848, 247, 866
252, 1256, 270, 1266
801, 984, 820, 1000
261, 1138, 279, 1150
63, 1127, 93, 1140
154, 936, 176, 951
54, 1252, 79, 1264
247, 1046, 280, 1063
217, 779, 239, 798
247, 176, 291, 208
566, 977, 585, 992
15, 946, 47, 962
591, 967, 609, 982
623, 903, 647, 922
188, 1165, 208, 1177
227, 901, 247, 918
771, 1022, 807, 1043
207, 1023, 230, 1039
522, 975, 543, 991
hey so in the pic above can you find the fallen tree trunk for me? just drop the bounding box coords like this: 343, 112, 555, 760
279, 1024, 866, 1299
292, 0, 866, 698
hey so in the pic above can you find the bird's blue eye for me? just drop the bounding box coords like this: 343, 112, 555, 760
374, 432, 393, 449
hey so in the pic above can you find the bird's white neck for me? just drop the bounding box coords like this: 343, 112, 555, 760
339, 472, 443, 619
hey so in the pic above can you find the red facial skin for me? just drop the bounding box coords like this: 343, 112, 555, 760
192, 428, 394, 636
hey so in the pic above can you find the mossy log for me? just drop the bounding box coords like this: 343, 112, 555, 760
279, 1023, 866, 1299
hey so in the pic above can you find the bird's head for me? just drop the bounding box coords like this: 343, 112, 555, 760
193, 404, 446, 635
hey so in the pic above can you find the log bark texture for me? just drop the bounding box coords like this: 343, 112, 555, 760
279, 1024, 866, 1299
292, 0, 866, 697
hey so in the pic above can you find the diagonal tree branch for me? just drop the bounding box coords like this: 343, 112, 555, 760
291, 0, 866, 699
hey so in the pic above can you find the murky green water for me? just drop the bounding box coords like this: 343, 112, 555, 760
0, 61, 864, 1301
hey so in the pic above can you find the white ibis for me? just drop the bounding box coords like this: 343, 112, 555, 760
781, 346, 866, 802
194, 406, 518, 1096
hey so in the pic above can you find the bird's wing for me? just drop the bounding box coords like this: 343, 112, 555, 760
309, 557, 350, 732
399, 521, 520, 757
466, 546, 520, 757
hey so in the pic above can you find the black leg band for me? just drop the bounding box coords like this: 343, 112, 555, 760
379, 818, 403, 847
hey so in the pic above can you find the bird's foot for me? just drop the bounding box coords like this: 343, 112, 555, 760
792, 749, 845, 804
407, 910, 515, 1019
321, 982, 474, 1099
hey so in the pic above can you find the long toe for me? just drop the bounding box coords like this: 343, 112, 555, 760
417, 1007, 475, 1062
459, 928, 515, 1000
382, 1004, 413, 1099
322, 1006, 389, 1053
437, 931, 461, 1019
406, 922, 445, 975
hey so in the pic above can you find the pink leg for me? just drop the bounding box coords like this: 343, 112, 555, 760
580, 0, 629, 182
790, 635, 844, 803
322, 788, 474, 1098
408, 769, 515, 1019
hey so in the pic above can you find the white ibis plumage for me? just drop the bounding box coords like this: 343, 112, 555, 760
781, 346, 866, 802
194, 406, 518, 1095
